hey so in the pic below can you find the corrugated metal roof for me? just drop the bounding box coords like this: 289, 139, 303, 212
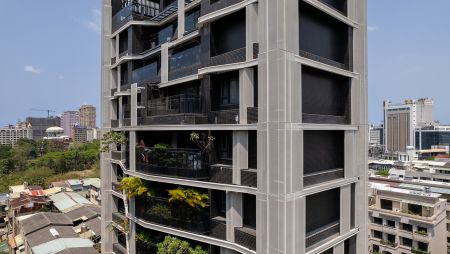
49, 192, 91, 213
66, 180, 82, 186
82, 178, 100, 188
31, 238, 94, 254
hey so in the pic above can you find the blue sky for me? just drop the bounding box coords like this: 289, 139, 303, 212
0, 0, 449, 126
0, 1, 101, 126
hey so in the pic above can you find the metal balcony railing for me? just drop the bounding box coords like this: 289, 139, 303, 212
299, 49, 350, 71
241, 169, 257, 188
247, 107, 258, 124
235, 226, 256, 251
112, 1, 160, 32
210, 216, 226, 240
136, 147, 209, 179
202, 47, 246, 68
209, 109, 240, 124
305, 221, 340, 249
135, 197, 210, 234
303, 168, 344, 187
210, 164, 233, 184
147, 95, 202, 116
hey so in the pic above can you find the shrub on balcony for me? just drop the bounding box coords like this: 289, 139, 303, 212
119, 177, 153, 199
168, 187, 209, 209
148, 203, 172, 220
101, 131, 127, 152
190, 132, 215, 151
156, 236, 207, 254
415, 229, 428, 235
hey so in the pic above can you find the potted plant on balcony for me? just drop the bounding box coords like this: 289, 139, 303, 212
100, 131, 127, 152
167, 187, 209, 230
156, 235, 207, 254
119, 177, 153, 200
190, 132, 214, 169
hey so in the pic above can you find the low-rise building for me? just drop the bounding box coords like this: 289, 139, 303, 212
0, 124, 32, 146
368, 182, 447, 254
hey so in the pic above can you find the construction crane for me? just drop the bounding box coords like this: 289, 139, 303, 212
30, 108, 56, 118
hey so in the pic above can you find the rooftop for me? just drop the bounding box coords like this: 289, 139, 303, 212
21, 212, 72, 235
49, 192, 92, 213
31, 238, 95, 254
369, 181, 441, 198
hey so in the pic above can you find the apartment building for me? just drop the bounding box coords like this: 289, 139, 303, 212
101, 0, 368, 253
0, 124, 32, 146
368, 182, 447, 254
26, 116, 61, 140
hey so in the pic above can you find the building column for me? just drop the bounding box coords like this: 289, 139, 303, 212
129, 131, 136, 172
226, 192, 243, 242
340, 185, 351, 234
177, 0, 185, 38
233, 131, 248, 185
246, 3, 258, 61
239, 68, 254, 125
161, 43, 169, 83
131, 84, 138, 127
128, 197, 136, 254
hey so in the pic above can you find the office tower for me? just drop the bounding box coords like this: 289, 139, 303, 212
384, 98, 434, 153
79, 105, 97, 128
415, 125, 450, 151
370, 124, 384, 146
101, 0, 368, 253
26, 116, 61, 140
61, 110, 80, 136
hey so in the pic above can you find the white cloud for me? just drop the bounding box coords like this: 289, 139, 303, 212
368, 26, 378, 31
24, 65, 41, 74
85, 9, 101, 33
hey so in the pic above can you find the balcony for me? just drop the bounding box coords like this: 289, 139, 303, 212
112, 182, 122, 194
305, 222, 340, 249
412, 248, 430, 254
135, 197, 210, 234
304, 168, 344, 187
132, 64, 160, 86
202, 47, 246, 68
112, 2, 160, 33
241, 169, 257, 188
210, 164, 233, 184
247, 107, 258, 124
136, 147, 209, 180
210, 216, 226, 240
380, 239, 398, 248
112, 212, 128, 232
209, 109, 240, 124
234, 226, 256, 251
113, 243, 127, 254
169, 45, 201, 81
299, 50, 350, 71
185, 9, 200, 34
201, 0, 244, 16
138, 95, 208, 125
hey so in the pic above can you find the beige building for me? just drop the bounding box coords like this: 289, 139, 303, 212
368, 182, 447, 254
384, 98, 434, 153
0, 123, 32, 146
79, 105, 96, 128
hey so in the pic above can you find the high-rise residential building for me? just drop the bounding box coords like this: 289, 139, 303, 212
61, 111, 79, 136
26, 116, 61, 140
79, 105, 97, 128
368, 182, 447, 254
415, 125, 450, 151
384, 98, 434, 153
0, 123, 33, 145
101, 0, 368, 254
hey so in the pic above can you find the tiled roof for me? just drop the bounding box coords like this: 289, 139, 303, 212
21, 213, 72, 235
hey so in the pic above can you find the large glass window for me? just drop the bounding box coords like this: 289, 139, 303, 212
212, 71, 240, 110
306, 188, 340, 234
210, 10, 246, 56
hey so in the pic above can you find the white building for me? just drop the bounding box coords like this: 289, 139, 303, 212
384, 98, 434, 153
61, 111, 79, 136
0, 123, 32, 146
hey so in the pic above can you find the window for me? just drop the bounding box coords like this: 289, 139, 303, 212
344, 236, 356, 254
408, 203, 422, 216
372, 230, 382, 239
306, 188, 340, 234
386, 220, 395, 228
319, 0, 347, 14
243, 194, 256, 229
220, 78, 239, 106
401, 223, 412, 232
373, 217, 382, 225
210, 10, 246, 56
380, 199, 393, 210
211, 71, 240, 109
401, 237, 412, 247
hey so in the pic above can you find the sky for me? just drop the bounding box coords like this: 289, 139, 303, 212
0, 0, 449, 126
0, 1, 101, 126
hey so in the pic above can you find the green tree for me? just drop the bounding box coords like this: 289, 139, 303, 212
168, 187, 209, 209
119, 177, 153, 199
0, 145, 11, 159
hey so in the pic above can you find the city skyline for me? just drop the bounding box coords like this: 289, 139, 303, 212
0, 0, 449, 126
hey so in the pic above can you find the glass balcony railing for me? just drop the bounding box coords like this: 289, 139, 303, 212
136, 147, 209, 179
132, 63, 159, 84
185, 10, 200, 34
169, 45, 201, 72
